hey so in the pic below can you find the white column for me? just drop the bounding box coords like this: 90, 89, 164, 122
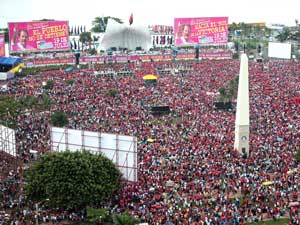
234, 53, 250, 157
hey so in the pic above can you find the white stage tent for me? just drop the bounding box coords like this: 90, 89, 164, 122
100, 19, 152, 51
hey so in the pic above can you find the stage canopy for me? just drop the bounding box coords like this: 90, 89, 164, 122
100, 19, 152, 51
0, 57, 22, 66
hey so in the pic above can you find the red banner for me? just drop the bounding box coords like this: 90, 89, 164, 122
25, 52, 233, 66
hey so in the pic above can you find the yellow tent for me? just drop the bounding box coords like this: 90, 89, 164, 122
143, 74, 158, 80
262, 181, 274, 186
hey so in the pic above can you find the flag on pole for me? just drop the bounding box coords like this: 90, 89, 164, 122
129, 13, 133, 26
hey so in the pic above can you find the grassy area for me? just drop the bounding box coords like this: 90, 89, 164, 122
246, 218, 290, 225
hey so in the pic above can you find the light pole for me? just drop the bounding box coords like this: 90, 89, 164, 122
35, 203, 39, 225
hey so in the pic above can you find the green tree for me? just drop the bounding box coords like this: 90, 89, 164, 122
43, 80, 54, 90
228, 79, 236, 100
0, 95, 22, 127
20, 95, 38, 109
276, 28, 290, 42
79, 32, 92, 50
218, 87, 228, 102
66, 79, 75, 86
25, 151, 122, 209
107, 88, 118, 97
87, 207, 110, 224
295, 146, 300, 162
40, 93, 52, 110
0, 28, 9, 42
113, 212, 139, 225
50, 111, 68, 127
91, 16, 123, 33
87, 48, 97, 55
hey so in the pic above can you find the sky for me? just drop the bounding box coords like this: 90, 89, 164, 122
1, 0, 300, 29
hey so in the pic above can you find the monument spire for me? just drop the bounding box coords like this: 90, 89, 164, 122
234, 53, 250, 157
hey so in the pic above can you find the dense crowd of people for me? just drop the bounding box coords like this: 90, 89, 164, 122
1, 58, 300, 225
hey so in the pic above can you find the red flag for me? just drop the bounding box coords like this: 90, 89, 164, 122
0, 34, 5, 57
129, 13, 133, 25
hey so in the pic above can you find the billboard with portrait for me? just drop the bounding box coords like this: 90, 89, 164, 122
0, 34, 5, 56
174, 17, 228, 46
8, 21, 70, 53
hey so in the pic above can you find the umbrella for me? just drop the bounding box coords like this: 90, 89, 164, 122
143, 74, 158, 80
287, 168, 297, 175
65, 66, 74, 72
147, 138, 155, 143
288, 202, 300, 207
262, 181, 274, 186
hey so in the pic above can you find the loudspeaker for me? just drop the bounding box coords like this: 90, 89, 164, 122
257, 44, 261, 54
75, 53, 80, 65
151, 106, 170, 115
195, 48, 199, 59
214, 102, 233, 110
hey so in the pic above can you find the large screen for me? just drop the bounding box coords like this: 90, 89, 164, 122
0, 124, 16, 157
8, 21, 70, 53
174, 17, 228, 46
50, 127, 138, 182
268, 42, 291, 59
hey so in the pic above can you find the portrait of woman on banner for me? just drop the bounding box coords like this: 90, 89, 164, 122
175, 23, 197, 45
11, 26, 35, 51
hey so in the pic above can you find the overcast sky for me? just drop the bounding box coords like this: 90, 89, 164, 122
1, 0, 299, 29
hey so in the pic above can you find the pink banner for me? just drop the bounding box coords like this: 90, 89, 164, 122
0, 34, 5, 56
174, 17, 228, 46
8, 21, 70, 53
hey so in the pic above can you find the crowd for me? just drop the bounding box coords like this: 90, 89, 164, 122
0, 58, 300, 225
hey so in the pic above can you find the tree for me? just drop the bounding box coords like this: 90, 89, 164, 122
87, 207, 111, 224
66, 79, 75, 86
0, 28, 9, 42
228, 79, 236, 100
113, 212, 139, 225
20, 95, 38, 109
79, 32, 92, 50
25, 151, 122, 209
107, 88, 118, 97
40, 93, 52, 110
0, 95, 22, 127
91, 16, 123, 33
218, 87, 227, 102
50, 111, 68, 127
43, 80, 54, 90
295, 146, 300, 162
276, 28, 290, 42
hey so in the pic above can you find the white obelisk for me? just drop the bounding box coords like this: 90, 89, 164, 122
234, 53, 250, 157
